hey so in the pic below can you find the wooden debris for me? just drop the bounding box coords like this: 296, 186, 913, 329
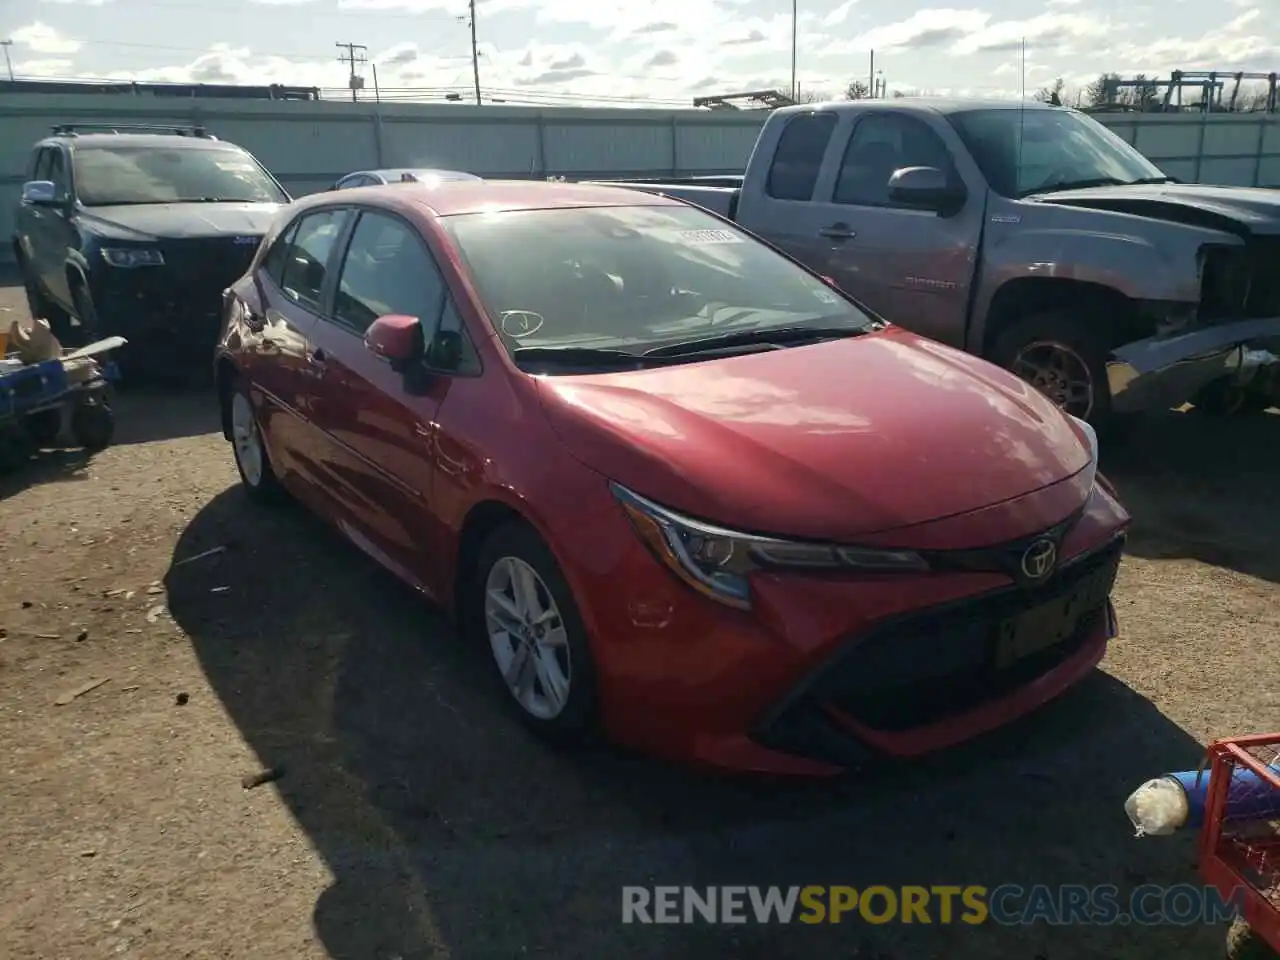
55, 677, 110, 705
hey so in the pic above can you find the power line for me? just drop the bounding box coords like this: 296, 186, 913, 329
335, 40, 367, 103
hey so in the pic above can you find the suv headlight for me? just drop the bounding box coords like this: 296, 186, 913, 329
101, 247, 165, 268
612, 483, 928, 610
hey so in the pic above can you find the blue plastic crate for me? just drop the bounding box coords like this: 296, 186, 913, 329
0, 359, 69, 419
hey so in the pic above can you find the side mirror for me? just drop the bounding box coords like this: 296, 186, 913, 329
887, 166, 967, 214
21, 180, 58, 206
365, 314, 423, 370
426, 329, 463, 371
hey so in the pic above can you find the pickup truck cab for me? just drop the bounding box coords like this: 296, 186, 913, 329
590, 99, 1280, 425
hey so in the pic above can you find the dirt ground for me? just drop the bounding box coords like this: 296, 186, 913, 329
1, 278, 1279, 960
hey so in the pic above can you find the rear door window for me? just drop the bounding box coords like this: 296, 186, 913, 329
278, 209, 348, 311
766, 113, 837, 201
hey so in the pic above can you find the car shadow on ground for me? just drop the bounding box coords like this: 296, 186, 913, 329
1101, 408, 1280, 584
111, 385, 220, 445
0, 447, 95, 501
167, 487, 1217, 960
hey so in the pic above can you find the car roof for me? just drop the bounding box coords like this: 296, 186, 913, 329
358, 168, 481, 182
300, 179, 681, 217
771, 97, 1067, 118
43, 133, 240, 150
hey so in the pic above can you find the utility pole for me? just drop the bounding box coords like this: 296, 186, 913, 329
335, 41, 367, 102
868, 49, 874, 97
468, 0, 481, 104
1, 40, 14, 83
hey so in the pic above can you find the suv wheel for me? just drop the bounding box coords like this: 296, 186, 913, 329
16, 255, 70, 334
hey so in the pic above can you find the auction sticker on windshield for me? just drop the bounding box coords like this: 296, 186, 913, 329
677, 229, 742, 245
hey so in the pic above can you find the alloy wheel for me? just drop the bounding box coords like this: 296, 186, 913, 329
1011, 340, 1095, 420
483, 556, 572, 720
230, 392, 265, 487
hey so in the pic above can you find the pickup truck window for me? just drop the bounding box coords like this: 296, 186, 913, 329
442, 203, 872, 361
947, 108, 1165, 198
31, 147, 51, 181
766, 112, 837, 202
835, 114, 954, 207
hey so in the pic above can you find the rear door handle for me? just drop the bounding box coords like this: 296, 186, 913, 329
818, 223, 856, 240
308, 347, 328, 371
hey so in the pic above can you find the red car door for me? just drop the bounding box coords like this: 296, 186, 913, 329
303, 208, 458, 592
248, 208, 349, 508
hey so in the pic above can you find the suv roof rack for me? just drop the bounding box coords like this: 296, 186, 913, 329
50, 122, 217, 140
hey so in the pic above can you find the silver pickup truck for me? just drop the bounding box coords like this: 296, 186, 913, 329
589, 98, 1280, 426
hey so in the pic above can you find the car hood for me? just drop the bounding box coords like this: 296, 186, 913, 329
535, 327, 1093, 542
1033, 183, 1280, 236
79, 202, 284, 242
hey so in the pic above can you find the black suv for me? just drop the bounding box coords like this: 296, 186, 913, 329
11, 123, 290, 374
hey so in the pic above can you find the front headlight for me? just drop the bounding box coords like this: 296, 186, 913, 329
611, 483, 929, 610
1068, 414, 1100, 492
101, 247, 165, 268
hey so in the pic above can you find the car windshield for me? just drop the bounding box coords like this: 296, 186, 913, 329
72, 145, 288, 206
947, 108, 1167, 198
441, 204, 874, 367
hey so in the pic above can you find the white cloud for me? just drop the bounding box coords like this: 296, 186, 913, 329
13, 58, 77, 77
823, 0, 859, 26
825, 9, 991, 56
12, 23, 82, 55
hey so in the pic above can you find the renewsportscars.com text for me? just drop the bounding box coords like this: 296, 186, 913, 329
621, 884, 1243, 926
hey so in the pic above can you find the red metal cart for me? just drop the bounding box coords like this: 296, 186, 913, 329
1199, 734, 1280, 959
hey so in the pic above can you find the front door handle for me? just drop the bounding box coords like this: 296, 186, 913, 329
308, 347, 328, 372
818, 223, 856, 240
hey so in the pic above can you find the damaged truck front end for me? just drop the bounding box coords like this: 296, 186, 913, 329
1107, 237, 1280, 414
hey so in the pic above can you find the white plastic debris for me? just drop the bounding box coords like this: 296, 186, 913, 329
1125, 777, 1190, 837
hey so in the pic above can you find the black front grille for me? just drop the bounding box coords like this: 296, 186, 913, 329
97, 236, 257, 343
1200, 239, 1280, 321
755, 539, 1123, 760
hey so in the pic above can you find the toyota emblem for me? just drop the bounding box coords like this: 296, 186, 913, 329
1020, 538, 1058, 581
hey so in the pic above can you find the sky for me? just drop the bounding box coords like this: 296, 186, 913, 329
0, 0, 1273, 108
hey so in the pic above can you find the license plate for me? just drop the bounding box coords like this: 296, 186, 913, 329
994, 562, 1117, 668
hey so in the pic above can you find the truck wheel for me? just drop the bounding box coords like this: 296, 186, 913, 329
990, 311, 1115, 426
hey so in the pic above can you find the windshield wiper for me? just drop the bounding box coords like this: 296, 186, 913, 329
1129, 176, 1180, 185
512, 345, 651, 367
1022, 175, 1179, 198
643, 325, 869, 358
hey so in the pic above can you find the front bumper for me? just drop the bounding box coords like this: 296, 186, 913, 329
90, 238, 258, 365
1107, 316, 1280, 414
565, 479, 1130, 777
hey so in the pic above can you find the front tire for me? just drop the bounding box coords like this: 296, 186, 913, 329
473, 522, 598, 741
990, 311, 1116, 426
228, 380, 284, 504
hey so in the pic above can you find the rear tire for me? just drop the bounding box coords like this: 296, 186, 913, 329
227, 378, 285, 504
471, 521, 598, 742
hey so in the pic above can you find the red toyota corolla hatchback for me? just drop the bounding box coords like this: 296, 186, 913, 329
214, 181, 1129, 776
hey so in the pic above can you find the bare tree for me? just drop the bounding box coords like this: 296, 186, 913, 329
1033, 77, 1065, 105
796, 89, 834, 103
1084, 72, 1118, 107
845, 79, 871, 100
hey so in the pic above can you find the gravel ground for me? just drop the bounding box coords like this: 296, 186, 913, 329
2, 277, 1279, 960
